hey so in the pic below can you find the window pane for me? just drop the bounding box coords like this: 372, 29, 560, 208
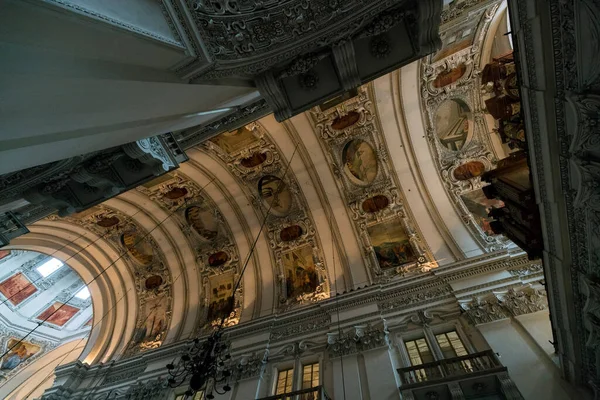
405, 338, 434, 365
36, 258, 63, 277
435, 331, 469, 359
416, 338, 434, 363
75, 286, 91, 300
302, 363, 319, 389
276, 368, 293, 394
448, 331, 468, 356
436, 333, 455, 358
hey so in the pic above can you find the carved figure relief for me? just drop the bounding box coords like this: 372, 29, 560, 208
0, 273, 37, 306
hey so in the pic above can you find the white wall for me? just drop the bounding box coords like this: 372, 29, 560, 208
477, 317, 574, 399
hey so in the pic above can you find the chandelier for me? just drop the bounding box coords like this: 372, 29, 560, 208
167, 329, 233, 399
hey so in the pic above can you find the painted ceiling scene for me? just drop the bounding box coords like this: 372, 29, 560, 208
4, 0, 512, 358
0, 0, 548, 397
0, 250, 91, 392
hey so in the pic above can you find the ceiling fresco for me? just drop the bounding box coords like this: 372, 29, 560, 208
309, 85, 434, 281
49, 207, 174, 356
0, 251, 92, 385
420, 0, 512, 252
137, 173, 243, 329
202, 124, 330, 308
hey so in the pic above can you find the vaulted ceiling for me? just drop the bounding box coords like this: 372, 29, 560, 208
1, 0, 513, 369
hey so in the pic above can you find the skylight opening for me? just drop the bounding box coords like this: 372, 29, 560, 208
36, 258, 63, 277
75, 286, 91, 300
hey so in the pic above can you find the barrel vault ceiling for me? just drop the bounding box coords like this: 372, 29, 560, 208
3, 0, 513, 365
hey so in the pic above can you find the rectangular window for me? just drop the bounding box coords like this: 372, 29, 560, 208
435, 331, 468, 358
404, 338, 434, 366
36, 258, 63, 277
300, 362, 320, 399
275, 368, 294, 395
75, 286, 90, 300
301, 362, 319, 389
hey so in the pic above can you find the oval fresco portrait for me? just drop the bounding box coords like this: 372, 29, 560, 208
331, 111, 360, 130
164, 187, 188, 200
258, 175, 292, 216
145, 275, 163, 290
96, 216, 119, 228
185, 206, 218, 241
435, 99, 472, 152
342, 140, 378, 185
240, 152, 267, 168
362, 195, 390, 213
280, 225, 304, 242
121, 231, 154, 265
208, 251, 229, 267
453, 161, 486, 181
433, 64, 467, 88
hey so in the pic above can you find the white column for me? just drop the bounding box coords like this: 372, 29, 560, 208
331, 354, 362, 400
361, 348, 401, 400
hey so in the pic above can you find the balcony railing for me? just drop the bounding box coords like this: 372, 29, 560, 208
258, 385, 331, 400
397, 350, 506, 389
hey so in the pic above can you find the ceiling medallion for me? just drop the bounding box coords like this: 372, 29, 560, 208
280, 225, 304, 242
164, 187, 188, 200
96, 216, 119, 228
208, 251, 229, 267
369, 34, 392, 59
361, 195, 390, 213
240, 152, 267, 168
145, 275, 163, 290
331, 111, 361, 130
298, 71, 319, 90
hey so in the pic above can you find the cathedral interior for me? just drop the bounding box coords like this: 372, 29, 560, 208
0, 0, 597, 399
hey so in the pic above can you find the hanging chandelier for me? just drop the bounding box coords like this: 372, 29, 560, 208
167, 329, 233, 399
